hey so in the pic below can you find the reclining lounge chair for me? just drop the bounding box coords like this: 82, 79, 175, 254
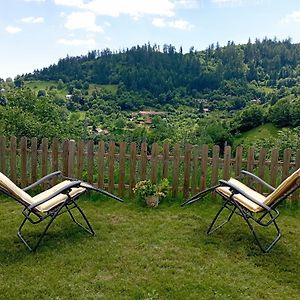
182, 168, 300, 252
0, 171, 123, 251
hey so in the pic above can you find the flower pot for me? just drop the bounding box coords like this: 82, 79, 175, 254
146, 195, 159, 208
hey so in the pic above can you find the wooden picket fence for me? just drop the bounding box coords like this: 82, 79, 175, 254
0, 136, 300, 201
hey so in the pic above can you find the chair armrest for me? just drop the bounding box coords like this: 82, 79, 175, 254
241, 170, 275, 191
79, 182, 124, 202
27, 180, 82, 210
23, 171, 63, 191
219, 179, 271, 211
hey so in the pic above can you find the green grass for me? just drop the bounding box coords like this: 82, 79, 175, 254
233, 123, 280, 148
0, 196, 299, 299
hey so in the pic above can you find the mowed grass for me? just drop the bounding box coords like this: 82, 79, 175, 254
0, 195, 299, 300
233, 123, 279, 147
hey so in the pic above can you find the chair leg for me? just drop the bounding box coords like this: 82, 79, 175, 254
240, 210, 281, 253
207, 201, 236, 235
18, 211, 59, 252
66, 202, 95, 236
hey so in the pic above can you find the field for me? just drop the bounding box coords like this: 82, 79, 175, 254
0, 195, 299, 299
233, 123, 279, 148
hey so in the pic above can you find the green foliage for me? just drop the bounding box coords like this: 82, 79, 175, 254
133, 179, 169, 206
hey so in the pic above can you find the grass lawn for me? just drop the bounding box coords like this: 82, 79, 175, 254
233, 123, 279, 148
0, 195, 299, 299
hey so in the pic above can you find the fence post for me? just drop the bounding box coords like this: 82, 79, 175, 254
235, 146, 243, 177
0, 136, 6, 174
87, 140, 94, 184
20, 137, 27, 187
41, 138, 48, 179
118, 142, 126, 196
129, 142, 137, 196
10, 136, 17, 183
191, 145, 199, 194
62, 139, 69, 176
257, 148, 267, 193
68, 139, 75, 178
183, 144, 192, 199
140, 142, 147, 181
172, 144, 180, 198
31, 137, 38, 184
270, 148, 279, 187
162, 143, 169, 179
97, 141, 105, 189
223, 145, 231, 180
108, 141, 115, 193
77, 139, 84, 180
51, 138, 59, 185
200, 144, 209, 191
151, 143, 159, 184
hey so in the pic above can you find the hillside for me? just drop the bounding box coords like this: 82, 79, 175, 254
1, 38, 300, 151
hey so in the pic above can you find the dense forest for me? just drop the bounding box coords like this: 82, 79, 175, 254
1, 37, 300, 153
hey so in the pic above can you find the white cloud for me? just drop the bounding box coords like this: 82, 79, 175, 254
169, 19, 193, 30
281, 11, 300, 24
212, 0, 242, 5
58, 38, 96, 46
54, 0, 175, 18
175, 0, 199, 8
65, 12, 103, 32
5, 26, 22, 34
24, 0, 46, 2
152, 18, 193, 30
21, 16, 44, 23
152, 18, 167, 28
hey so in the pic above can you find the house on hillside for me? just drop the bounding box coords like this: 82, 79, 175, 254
133, 111, 167, 125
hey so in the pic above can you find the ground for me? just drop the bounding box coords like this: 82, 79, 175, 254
0, 195, 299, 299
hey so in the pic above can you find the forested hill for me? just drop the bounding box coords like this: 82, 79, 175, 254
25, 38, 300, 97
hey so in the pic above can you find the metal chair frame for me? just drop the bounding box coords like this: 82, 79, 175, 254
0, 171, 123, 251
182, 170, 300, 253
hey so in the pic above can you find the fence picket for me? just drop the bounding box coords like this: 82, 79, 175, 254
118, 142, 126, 196
31, 137, 38, 185
172, 144, 180, 198
129, 143, 137, 196
0, 136, 300, 201
10, 136, 17, 183
140, 143, 147, 181
151, 143, 159, 184
183, 144, 192, 198
20, 137, 27, 187
200, 144, 209, 191
97, 141, 105, 188
0, 136, 5, 173
162, 143, 169, 179
223, 146, 231, 180
108, 141, 115, 193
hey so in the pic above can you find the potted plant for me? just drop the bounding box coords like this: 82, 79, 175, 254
133, 178, 169, 207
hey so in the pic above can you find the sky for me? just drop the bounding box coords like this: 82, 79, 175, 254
0, 0, 300, 79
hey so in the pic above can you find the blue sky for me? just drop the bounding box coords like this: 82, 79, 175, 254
0, 0, 300, 79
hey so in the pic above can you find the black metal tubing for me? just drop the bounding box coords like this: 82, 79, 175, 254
22, 171, 63, 191
181, 184, 220, 207
1, 171, 124, 251
241, 170, 275, 192
17, 193, 95, 251
64, 177, 124, 203
208, 191, 281, 252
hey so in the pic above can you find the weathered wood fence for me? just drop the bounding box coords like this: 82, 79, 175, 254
0, 136, 300, 201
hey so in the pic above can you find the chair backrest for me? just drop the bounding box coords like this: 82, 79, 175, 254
0, 172, 33, 206
264, 168, 300, 206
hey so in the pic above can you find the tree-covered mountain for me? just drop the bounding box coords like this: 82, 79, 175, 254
24, 38, 300, 99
